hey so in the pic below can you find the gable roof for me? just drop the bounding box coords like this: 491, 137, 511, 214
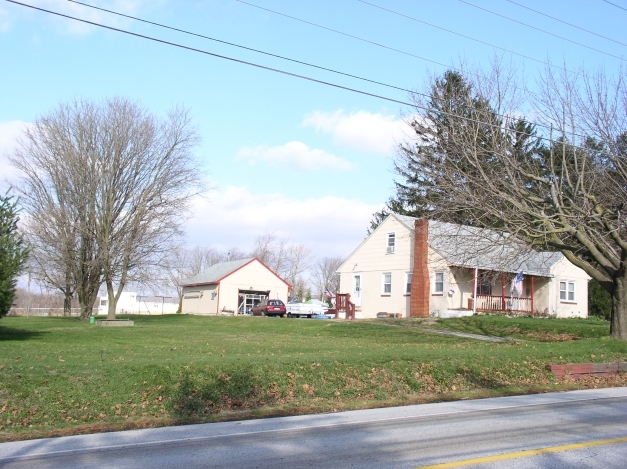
336, 212, 413, 272
395, 214, 563, 277
182, 258, 254, 286
182, 257, 292, 287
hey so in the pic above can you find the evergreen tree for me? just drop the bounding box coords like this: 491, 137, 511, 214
0, 194, 29, 318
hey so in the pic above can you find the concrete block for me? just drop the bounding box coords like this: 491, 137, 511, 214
96, 320, 134, 327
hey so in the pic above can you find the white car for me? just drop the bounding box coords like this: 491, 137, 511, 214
286, 299, 330, 318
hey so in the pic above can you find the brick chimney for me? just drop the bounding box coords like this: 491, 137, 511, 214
410, 218, 430, 317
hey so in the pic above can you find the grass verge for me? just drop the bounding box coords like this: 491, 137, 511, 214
1, 314, 626, 442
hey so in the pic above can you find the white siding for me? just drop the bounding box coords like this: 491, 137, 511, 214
548, 257, 590, 318
338, 216, 413, 318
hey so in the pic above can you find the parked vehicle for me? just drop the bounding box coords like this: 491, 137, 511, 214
286, 299, 330, 318
251, 299, 286, 317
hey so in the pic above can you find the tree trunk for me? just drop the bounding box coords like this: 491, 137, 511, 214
611, 276, 627, 340
78, 287, 98, 319
63, 291, 72, 317
106, 279, 116, 320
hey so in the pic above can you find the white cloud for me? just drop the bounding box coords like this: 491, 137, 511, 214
236, 141, 354, 171
0, 6, 10, 32
0, 121, 30, 192
4, 0, 151, 35
303, 110, 410, 155
185, 185, 381, 259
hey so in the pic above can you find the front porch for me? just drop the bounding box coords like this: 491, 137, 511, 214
469, 270, 538, 314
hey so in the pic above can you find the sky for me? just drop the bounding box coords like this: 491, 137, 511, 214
1, 0, 626, 264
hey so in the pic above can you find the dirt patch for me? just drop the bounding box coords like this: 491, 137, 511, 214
559, 372, 627, 388
526, 332, 579, 341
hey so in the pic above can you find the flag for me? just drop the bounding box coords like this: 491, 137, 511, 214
511, 272, 523, 297
324, 287, 334, 298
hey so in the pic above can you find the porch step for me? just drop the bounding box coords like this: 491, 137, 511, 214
546, 362, 627, 379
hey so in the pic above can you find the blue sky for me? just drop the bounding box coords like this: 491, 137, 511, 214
1, 0, 626, 260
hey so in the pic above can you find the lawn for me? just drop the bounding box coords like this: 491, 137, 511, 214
1, 314, 626, 442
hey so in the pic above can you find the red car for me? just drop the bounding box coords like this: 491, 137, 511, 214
251, 299, 286, 317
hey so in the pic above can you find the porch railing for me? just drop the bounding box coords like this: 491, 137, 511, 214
475, 294, 532, 313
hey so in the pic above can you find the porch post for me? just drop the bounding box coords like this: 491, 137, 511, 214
531, 276, 535, 313
472, 268, 477, 314
501, 274, 505, 311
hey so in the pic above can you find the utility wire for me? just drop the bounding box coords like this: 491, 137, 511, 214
358, 0, 612, 72
603, 0, 627, 13
507, 0, 627, 48
235, 0, 536, 94
460, 0, 626, 62
5, 0, 593, 149
5, 0, 411, 106
236, 0, 603, 86
233, 0, 458, 74
67, 0, 562, 137
66, 0, 414, 96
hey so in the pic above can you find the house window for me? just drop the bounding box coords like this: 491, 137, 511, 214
383, 273, 392, 294
406, 273, 412, 294
476, 278, 492, 296
100, 299, 107, 306
434, 271, 444, 294
387, 233, 395, 254
559, 281, 576, 302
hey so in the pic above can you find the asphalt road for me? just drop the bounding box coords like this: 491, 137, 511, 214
1, 387, 626, 469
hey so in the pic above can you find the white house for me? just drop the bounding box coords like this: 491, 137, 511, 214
337, 214, 591, 319
181, 257, 291, 315
96, 292, 179, 315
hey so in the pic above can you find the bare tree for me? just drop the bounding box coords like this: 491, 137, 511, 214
252, 232, 276, 265
11, 97, 203, 320
394, 63, 627, 339
283, 244, 312, 288
251, 232, 291, 275
311, 256, 343, 300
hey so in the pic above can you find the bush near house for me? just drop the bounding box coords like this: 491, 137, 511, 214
0, 315, 626, 442
589, 279, 612, 320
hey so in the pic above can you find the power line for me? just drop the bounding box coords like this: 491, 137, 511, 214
603, 0, 627, 13
233, 0, 459, 73
5, 0, 593, 149
358, 0, 613, 72
460, 0, 626, 62
236, 0, 606, 88
507, 0, 627, 48
66, 0, 414, 96
5, 0, 411, 106
66, 0, 560, 138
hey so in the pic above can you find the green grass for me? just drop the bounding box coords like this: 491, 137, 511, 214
0, 314, 626, 441
431, 315, 612, 340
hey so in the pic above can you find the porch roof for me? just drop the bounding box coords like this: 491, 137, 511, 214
394, 214, 562, 277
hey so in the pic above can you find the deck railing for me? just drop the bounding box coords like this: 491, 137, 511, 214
332, 293, 356, 320
475, 294, 533, 313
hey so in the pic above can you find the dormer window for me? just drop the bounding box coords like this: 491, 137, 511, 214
387, 233, 395, 254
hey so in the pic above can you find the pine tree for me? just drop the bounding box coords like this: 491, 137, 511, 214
0, 194, 29, 317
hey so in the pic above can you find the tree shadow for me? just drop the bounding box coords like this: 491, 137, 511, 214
0, 326, 47, 341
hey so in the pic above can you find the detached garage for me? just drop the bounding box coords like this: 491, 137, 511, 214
181, 257, 291, 315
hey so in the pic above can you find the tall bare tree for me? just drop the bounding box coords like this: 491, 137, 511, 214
283, 244, 312, 289
11, 97, 203, 319
394, 63, 627, 339
311, 256, 343, 300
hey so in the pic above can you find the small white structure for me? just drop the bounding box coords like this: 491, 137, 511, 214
97, 292, 178, 315
337, 214, 591, 319
181, 257, 290, 316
